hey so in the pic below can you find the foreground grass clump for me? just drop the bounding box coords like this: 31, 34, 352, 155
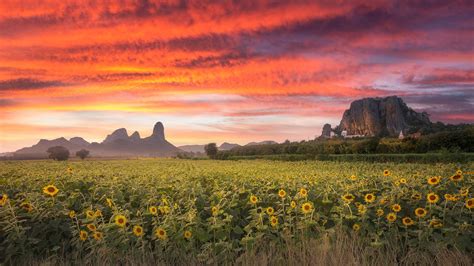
0, 159, 472, 264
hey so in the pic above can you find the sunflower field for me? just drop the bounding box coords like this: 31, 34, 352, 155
0, 159, 472, 264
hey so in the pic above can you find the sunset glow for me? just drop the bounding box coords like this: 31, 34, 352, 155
1, 0, 473, 152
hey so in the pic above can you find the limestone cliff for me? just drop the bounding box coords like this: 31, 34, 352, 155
335, 96, 431, 137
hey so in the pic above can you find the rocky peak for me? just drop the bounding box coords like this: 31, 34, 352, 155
102, 128, 128, 143
219, 142, 240, 150
130, 131, 141, 141
320, 124, 332, 138
336, 96, 431, 137
69, 137, 89, 146
151, 122, 165, 140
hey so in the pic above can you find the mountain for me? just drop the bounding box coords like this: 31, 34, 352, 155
246, 140, 278, 146
178, 142, 241, 153
102, 128, 129, 144
178, 145, 205, 153
130, 131, 141, 141
14, 122, 180, 158
70, 137, 89, 146
219, 142, 240, 150
323, 96, 432, 138
15, 137, 85, 157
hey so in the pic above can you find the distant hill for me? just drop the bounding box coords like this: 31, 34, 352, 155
219, 142, 240, 150
13, 122, 180, 158
178, 145, 205, 153
246, 140, 278, 146
178, 142, 241, 153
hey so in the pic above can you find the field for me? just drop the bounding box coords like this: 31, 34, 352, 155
0, 159, 473, 265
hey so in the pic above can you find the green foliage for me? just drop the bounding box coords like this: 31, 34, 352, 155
75, 149, 90, 160
0, 159, 472, 264
204, 143, 218, 159
220, 126, 474, 159
46, 146, 70, 161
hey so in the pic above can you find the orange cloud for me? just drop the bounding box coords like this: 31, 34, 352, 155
0, 1, 473, 151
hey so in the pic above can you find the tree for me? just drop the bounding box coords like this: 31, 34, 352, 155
76, 149, 90, 160
47, 146, 70, 161
204, 143, 218, 159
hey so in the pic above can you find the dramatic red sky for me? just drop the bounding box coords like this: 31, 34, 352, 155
0, 0, 473, 152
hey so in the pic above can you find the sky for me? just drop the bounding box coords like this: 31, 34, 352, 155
0, 0, 473, 152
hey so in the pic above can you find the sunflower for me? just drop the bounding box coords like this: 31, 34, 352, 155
155, 228, 167, 240
444, 194, 454, 201
86, 210, 95, 219
149, 206, 158, 215
429, 219, 443, 228
466, 198, 474, 209
392, 204, 401, 212
133, 225, 144, 237
456, 169, 462, 175
364, 193, 376, 203
0, 194, 8, 206
93, 231, 103, 241
450, 173, 463, 182
301, 202, 313, 214
114, 215, 127, 227
376, 208, 384, 217
342, 193, 355, 203
379, 197, 389, 204
299, 188, 308, 198
266, 207, 274, 215
411, 193, 422, 200
349, 175, 357, 181
290, 201, 297, 208
352, 223, 360, 231
383, 170, 390, 176
184, 230, 192, 240
159, 206, 170, 215
249, 195, 258, 204
211, 206, 219, 216
43, 185, 59, 197
399, 178, 407, 184
79, 230, 88, 241
386, 213, 397, 223
402, 217, 414, 226
69, 210, 76, 218
459, 187, 469, 197
357, 204, 367, 215
94, 210, 102, 217
270, 216, 278, 227
86, 224, 97, 231
427, 176, 440, 185
20, 202, 33, 212
278, 189, 286, 198
427, 193, 439, 204
415, 207, 427, 218
106, 198, 113, 208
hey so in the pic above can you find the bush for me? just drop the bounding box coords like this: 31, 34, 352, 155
204, 143, 218, 159
46, 146, 70, 161
75, 149, 90, 160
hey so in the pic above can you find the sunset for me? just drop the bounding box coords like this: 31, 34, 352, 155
1, 0, 472, 152
0, 1, 473, 265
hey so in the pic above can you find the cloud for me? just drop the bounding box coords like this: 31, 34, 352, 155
0, 78, 69, 91
402, 69, 474, 88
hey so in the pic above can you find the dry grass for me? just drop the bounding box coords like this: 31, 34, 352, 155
17, 230, 472, 266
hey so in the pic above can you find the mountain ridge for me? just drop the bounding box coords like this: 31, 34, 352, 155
14, 122, 180, 158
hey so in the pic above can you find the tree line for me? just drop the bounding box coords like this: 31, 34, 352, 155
201, 126, 473, 160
